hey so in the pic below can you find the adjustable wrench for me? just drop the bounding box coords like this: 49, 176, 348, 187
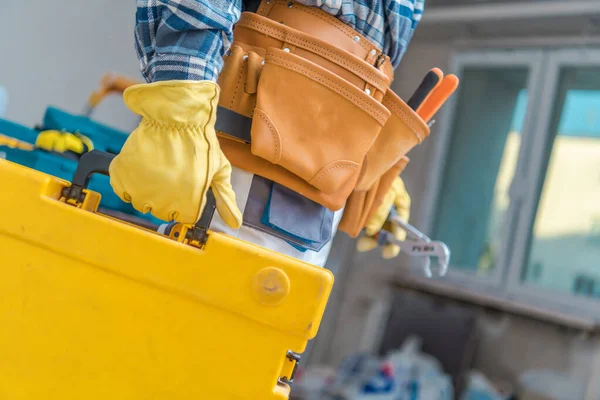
377, 215, 450, 278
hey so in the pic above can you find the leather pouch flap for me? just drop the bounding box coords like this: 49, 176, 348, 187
251, 47, 390, 195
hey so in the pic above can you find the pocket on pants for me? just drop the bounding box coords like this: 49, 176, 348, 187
243, 175, 334, 252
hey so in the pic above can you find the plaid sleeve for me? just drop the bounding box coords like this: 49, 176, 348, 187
135, 0, 242, 82
135, 0, 422, 83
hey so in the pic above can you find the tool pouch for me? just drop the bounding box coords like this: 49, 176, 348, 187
251, 48, 390, 194
354, 90, 429, 191
338, 156, 409, 237
233, 12, 392, 100
219, 138, 360, 211
219, 45, 264, 118
215, 8, 431, 213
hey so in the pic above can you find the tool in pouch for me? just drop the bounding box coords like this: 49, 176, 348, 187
83, 74, 139, 117
377, 209, 450, 278
407, 68, 444, 111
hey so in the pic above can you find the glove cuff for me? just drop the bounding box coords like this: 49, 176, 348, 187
124, 80, 220, 127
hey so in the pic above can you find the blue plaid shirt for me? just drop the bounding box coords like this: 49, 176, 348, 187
136, 0, 424, 82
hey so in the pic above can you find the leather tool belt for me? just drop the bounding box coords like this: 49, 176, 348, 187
216, 0, 430, 237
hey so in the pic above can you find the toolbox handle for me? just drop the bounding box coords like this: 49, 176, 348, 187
63, 150, 216, 236
71, 150, 115, 189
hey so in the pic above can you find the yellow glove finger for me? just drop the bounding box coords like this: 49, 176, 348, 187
356, 236, 378, 253
382, 219, 408, 259
210, 150, 242, 229
392, 177, 411, 223
382, 244, 401, 259
108, 162, 132, 203
365, 186, 397, 236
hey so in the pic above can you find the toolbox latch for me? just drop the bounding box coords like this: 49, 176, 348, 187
185, 190, 216, 248
163, 190, 217, 248
278, 350, 302, 386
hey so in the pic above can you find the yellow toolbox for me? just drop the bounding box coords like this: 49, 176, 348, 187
0, 151, 334, 399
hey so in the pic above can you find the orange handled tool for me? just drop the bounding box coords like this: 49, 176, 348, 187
417, 74, 460, 123
407, 68, 444, 111
84, 74, 140, 116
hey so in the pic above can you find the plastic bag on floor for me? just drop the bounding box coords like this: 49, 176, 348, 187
329, 336, 454, 400
518, 369, 585, 400
292, 365, 337, 400
462, 372, 505, 400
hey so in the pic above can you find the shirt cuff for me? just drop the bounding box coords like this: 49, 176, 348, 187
141, 54, 221, 83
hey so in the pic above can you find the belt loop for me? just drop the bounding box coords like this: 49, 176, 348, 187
366, 48, 378, 65
256, 0, 274, 16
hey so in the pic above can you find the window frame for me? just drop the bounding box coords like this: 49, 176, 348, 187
414, 48, 600, 322
505, 48, 600, 318
419, 49, 546, 287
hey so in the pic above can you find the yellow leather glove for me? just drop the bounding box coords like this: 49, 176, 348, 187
109, 80, 242, 227
356, 176, 410, 259
36, 130, 93, 155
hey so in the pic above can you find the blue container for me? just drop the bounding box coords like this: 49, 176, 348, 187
42, 107, 129, 154
0, 145, 162, 226
0, 118, 38, 144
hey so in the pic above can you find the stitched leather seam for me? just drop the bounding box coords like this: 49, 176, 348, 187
242, 18, 388, 89
256, 2, 272, 16
230, 50, 247, 109
383, 93, 428, 142
268, 0, 374, 54
255, 108, 281, 163
238, 18, 389, 91
267, 54, 389, 125
299, 9, 373, 53
312, 162, 358, 185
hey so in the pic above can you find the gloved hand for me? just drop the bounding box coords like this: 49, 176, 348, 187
109, 80, 242, 227
357, 176, 410, 259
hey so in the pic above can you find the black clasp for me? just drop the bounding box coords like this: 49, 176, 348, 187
278, 350, 302, 386
185, 190, 217, 247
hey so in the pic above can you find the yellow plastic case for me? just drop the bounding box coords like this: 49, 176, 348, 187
0, 151, 334, 399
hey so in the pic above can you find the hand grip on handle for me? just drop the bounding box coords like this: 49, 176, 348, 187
62, 150, 216, 234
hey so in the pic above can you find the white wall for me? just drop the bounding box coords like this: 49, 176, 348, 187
0, 0, 141, 131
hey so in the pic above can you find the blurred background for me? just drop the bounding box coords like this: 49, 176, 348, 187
1, 1, 600, 399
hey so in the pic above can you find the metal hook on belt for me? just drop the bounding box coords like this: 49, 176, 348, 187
375, 52, 387, 68
377, 215, 450, 278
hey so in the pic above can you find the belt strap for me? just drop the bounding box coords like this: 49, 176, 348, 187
215, 106, 253, 143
